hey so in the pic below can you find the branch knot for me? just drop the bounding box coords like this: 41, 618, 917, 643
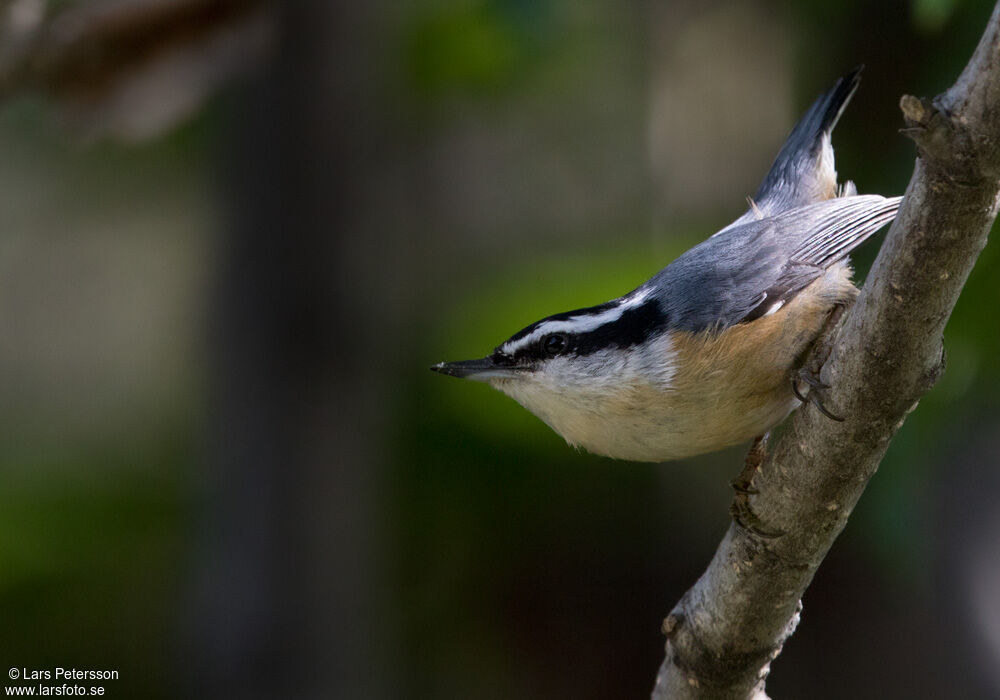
900, 94, 993, 184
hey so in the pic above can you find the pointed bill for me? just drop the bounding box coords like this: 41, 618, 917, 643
430, 358, 522, 381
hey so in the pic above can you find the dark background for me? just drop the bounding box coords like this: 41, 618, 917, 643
0, 0, 998, 698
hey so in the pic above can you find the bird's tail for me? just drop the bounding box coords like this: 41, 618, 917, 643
724, 67, 863, 232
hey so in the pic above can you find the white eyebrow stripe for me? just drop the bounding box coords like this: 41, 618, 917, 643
501, 288, 652, 355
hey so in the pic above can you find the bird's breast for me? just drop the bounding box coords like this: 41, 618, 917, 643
507, 267, 857, 462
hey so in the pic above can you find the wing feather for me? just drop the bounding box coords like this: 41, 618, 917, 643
651, 195, 902, 332
740, 195, 902, 321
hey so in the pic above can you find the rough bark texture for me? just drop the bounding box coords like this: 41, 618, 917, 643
651, 4, 1000, 699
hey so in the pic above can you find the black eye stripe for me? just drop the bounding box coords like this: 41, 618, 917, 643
543, 334, 567, 356
571, 300, 667, 355
499, 298, 667, 361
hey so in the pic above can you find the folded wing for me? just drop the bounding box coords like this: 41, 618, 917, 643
652, 194, 902, 331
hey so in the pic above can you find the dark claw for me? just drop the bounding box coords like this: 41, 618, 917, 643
791, 378, 808, 403
810, 394, 845, 422
730, 478, 759, 495
792, 371, 844, 422
798, 372, 830, 390
730, 500, 785, 539
791, 301, 849, 422
729, 435, 776, 534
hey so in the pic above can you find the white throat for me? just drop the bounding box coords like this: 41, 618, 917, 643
491, 334, 678, 460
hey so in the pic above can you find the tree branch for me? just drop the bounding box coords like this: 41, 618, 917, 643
651, 4, 1000, 699
0, 0, 272, 141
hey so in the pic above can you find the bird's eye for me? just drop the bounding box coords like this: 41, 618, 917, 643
543, 334, 568, 357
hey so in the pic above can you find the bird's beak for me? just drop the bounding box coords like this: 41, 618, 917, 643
430, 357, 521, 382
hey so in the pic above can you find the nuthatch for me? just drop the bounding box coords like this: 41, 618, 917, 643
432, 67, 901, 462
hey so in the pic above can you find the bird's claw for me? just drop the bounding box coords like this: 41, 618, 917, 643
729, 478, 759, 495
730, 499, 785, 539
792, 369, 844, 422
730, 434, 783, 537
791, 301, 848, 422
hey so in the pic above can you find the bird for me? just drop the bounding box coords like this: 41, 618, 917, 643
432, 67, 901, 463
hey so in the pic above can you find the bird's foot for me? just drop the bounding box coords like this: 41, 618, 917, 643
792, 369, 844, 422
730, 434, 784, 539
792, 302, 848, 422
730, 433, 768, 495
731, 499, 785, 539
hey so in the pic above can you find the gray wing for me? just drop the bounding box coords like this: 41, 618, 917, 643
717, 67, 863, 235
650, 194, 901, 332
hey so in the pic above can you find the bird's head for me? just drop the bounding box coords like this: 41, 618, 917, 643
432, 288, 676, 440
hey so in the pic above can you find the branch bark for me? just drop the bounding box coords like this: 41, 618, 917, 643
652, 5, 1000, 699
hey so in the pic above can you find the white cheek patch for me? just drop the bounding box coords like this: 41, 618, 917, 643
542, 331, 677, 391
493, 333, 678, 417
489, 333, 678, 457
501, 288, 652, 356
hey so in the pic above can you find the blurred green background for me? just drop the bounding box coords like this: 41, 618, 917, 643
1, 0, 999, 698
